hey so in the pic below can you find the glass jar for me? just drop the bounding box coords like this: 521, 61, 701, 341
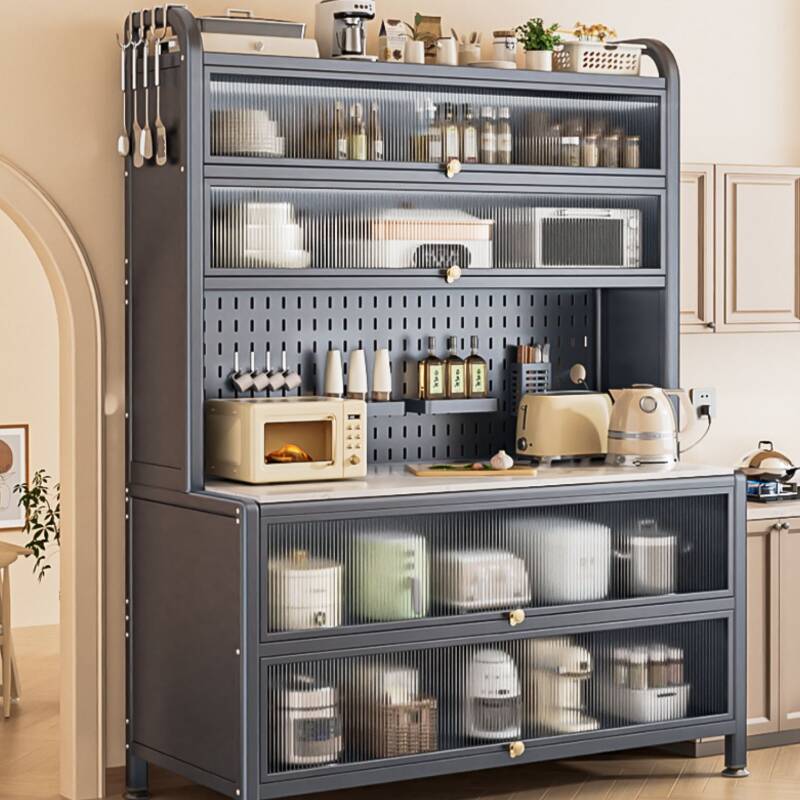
628, 648, 648, 690
492, 30, 517, 62
623, 135, 641, 169
581, 134, 599, 167
600, 134, 620, 168
561, 136, 580, 167
480, 106, 497, 164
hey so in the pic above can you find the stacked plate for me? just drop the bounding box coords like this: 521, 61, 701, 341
212, 108, 286, 157
243, 202, 311, 268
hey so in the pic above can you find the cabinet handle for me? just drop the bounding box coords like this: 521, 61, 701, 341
445, 264, 462, 284
444, 157, 462, 179
782, 521, 791, 530
772, 523, 782, 532
508, 608, 526, 626
705, 321, 717, 331
508, 740, 525, 759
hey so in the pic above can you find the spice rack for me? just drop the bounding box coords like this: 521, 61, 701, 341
125, 9, 748, 800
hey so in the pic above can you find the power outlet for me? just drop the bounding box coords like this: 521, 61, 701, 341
690, 387, 717, 419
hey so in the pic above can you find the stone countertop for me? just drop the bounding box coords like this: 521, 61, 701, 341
205, 461, 734, 506
747, 499, 800, 521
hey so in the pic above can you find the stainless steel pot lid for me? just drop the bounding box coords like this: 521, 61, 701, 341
739, 440, 798, 480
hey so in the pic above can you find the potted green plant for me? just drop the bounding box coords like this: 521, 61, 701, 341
516, 18, 561, 71
13, 469, 60, 581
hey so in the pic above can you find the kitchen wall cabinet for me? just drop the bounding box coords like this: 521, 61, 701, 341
680, 164, 715, 333
680, 164, 800, 334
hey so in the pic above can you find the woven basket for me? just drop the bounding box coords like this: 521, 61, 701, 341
370, 697, 438, 758
553, 41, 644, 76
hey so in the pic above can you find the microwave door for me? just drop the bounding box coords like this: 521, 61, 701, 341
263, 414, 337, 466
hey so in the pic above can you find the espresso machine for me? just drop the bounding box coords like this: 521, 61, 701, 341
315, 0, 377, 60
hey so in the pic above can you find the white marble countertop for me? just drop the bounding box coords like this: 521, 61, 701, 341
747, 499, 800, 521
205, 461, 734, 506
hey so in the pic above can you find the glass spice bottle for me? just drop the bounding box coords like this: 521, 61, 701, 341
334, 100, 348, 160
427, 103, 443, 164
480, 106, 497, 164
561, 135, 580, 167
348, 102, 367, 161
444, 336, 466, 399
461, 104, 479, 163
369, 101, 384, 161
418, 336, 446, 400
496, 106, 512, 165
600, 133, 620, 168
442, 103, 460, 162
581, 133, 600, 167
623, 134, 641, 168
465, 335, 488, 398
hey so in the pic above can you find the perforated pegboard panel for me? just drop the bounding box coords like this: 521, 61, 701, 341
203, 288, 596, 463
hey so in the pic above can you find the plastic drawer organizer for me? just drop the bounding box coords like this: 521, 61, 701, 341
125, 9, 749, 800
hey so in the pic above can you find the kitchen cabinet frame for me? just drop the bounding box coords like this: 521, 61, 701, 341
124, 9, 746, 800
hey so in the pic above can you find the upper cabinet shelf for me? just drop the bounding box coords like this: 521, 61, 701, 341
205, 69, 663, 174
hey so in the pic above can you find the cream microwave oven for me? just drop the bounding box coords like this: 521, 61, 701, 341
533, 208, 641, 269
205, 397, 367, 484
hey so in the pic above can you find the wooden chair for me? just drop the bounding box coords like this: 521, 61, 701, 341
0, 541, 32, 718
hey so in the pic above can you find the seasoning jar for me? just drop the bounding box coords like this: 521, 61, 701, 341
497, 106, 513, 165
628, 648, 648, 690
667, 646, 685, 686
600, 133, 620, 168
581, 134, 600, 167
546, 123, 561, 166
480, 106, 497, 164
492, 30, 517, 63
613, 647, 629, 688
561, 135, 580, 167
623, 135, 641, 169
648, 645, 669, 689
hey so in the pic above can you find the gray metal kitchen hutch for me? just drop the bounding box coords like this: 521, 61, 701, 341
125, 8, 748, 799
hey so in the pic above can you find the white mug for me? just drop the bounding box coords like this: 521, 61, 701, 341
435, 37, 458, 66
458, 43, 481, 65
404, 39, 425, 64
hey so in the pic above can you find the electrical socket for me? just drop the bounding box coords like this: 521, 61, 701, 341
690, 387, 717, 419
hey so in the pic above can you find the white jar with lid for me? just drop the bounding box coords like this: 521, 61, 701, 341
492, 30, 518, 62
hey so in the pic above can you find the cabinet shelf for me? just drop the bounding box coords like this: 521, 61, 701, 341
405, 398, 498, 415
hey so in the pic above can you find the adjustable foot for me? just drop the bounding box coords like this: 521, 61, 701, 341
124, 752, 149, 799
721, 767, 750, 778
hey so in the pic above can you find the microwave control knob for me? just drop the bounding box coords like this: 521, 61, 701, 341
349, 454, 361, 466
517, 437, 528, 452
508, 608, 526, 626
508, 741, 525, 759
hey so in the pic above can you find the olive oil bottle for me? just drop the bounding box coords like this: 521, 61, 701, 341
418, 336, 446, 399
465, 335, 488, 398
444, 336, 466, 399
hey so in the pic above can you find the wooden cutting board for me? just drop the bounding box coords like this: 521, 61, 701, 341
407, 463, 538, 478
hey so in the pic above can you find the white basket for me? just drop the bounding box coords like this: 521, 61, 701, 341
553, 41, 644, 76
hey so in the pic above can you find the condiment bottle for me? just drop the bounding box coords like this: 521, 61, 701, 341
348, 102, 367, 161
442, 103, 460, 162
461, 104, 479, 163
600, 133, 620, 168
480, 106, 497, 164
427, 103, 443, 163
369, 101, 384, 161
334, 100, 348, 160
628, 647, 648, 690
581, 133, 599, 167
623, 134, 641, 169
497, 106, 512, 165
465, 335, 488, 398
444, 336, 466, 399
418, 336, 446, 399
561, 135, 580, 167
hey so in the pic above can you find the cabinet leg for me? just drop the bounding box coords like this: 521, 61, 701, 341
124, 752, 150, 799
721, 732, 749, 778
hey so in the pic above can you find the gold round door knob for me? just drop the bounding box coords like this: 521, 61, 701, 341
508, 608, 526, 626
445, 157, 462, 178
508, 741, 525, 759
445, 264, 462, 284
349, 454, 361, 465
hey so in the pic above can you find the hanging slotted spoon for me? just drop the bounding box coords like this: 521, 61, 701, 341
115, 33, 131, 157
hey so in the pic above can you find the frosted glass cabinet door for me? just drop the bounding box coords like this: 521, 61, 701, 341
260, 493, 730, 638
260, 617, 730, 778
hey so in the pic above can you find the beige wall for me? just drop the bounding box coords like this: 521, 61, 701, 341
1, 0, 799, 770
0, 211, 60, 629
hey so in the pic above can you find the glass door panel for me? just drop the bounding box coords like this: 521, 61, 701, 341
262, 617, 728, 775
209, 75, 661, 170
261, 494, 729, 636
209, 186, 660, 272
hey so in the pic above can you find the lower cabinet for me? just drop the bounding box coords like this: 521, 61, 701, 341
261, 617, 730, 782
747, 517, 800, 735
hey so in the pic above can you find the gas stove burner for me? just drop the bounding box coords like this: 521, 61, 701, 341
746, 479, 800, 503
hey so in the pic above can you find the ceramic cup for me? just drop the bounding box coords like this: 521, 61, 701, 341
372, 348, 392, 401
347, 349, 368, 399
404, 39, 425, 64
324, 350, 344, 398
435, 37, 458, 66
458, 44, 481, 65
525, 49, 553, 71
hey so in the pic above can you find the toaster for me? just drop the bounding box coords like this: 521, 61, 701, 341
267, 550, 343, 632
434, 549, 531, 612
516, 392, 612, 460
352, 533, 430, 621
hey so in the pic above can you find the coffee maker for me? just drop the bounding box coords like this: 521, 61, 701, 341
315, 0, 377, 60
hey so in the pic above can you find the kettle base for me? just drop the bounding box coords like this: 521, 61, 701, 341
605, 454, 677, 468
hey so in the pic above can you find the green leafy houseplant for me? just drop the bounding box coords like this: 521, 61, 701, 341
516, 18, 561, 51
13, 469, 60, 581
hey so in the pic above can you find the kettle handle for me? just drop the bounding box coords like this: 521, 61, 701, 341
664, 389, 694, 434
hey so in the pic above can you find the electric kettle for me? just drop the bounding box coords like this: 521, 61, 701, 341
605, 384, 694, 467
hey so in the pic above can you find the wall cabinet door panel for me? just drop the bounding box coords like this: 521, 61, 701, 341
680, 164, 715, 333
716, 166, 800, 331
780, 521, 800, 731
746, 520, 780, 735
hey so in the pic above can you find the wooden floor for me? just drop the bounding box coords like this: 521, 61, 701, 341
3, 627, 800, 800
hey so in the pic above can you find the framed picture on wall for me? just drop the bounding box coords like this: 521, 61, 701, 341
0, 424, 29, 531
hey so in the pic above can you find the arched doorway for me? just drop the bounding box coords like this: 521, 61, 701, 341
0, 157, 104, 800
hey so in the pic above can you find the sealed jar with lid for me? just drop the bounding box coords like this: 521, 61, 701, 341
600, 134, 620, 168
581, 134, 599, 167
561, 136, 580, 167
492, 30, 517, 62
623, 135, 641, 169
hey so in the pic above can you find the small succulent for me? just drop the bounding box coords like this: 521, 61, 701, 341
516, 18, 561, 52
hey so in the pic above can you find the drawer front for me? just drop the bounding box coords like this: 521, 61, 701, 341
260, 491, 732, 641
259, 615, 730, 782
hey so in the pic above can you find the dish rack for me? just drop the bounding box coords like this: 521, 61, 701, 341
553, 42, 644, 76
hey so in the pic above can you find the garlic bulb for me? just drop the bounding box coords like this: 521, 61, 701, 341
490, 450, 514, 470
